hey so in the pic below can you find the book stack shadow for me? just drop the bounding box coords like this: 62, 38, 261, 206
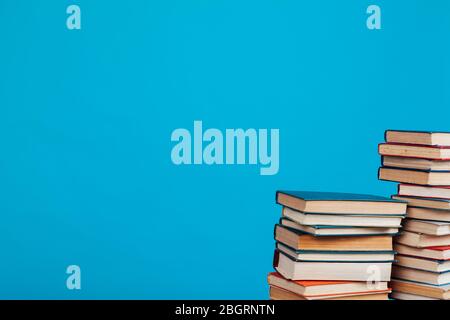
268, 191, 407, 300
379, 130, 450, 300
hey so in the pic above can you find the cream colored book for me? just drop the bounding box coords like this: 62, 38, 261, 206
383, 156, 450, 171
392, 195, 450, 211
405, 207, 450, 223
275, 252, 392, 281
282, 207, 403, 228
399, 184, 450, 199
379, 143, 450, 160
403, 219, 450, 236
380, 167, 450, 185
396, 231, 450, 248
385, 130, 450, 146
395, 255, 450, 273
280, 217, 399, 236
392, 266, 450, 286
394, 244, 450, 260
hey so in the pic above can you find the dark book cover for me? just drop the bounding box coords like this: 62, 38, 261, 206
276, 190, 400, 203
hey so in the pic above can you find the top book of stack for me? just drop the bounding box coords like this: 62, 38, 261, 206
276, 191, 406, 215
385, 130, 450, 147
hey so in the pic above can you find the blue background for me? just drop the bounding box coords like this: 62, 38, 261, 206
0, 0, 449, 299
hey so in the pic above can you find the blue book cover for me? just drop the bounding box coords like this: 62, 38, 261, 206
276, 190, 402, 202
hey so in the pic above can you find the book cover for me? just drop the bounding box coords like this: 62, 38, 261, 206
276, 190, 401, 203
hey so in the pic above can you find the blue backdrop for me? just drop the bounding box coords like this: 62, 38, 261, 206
0, 0, 449, 299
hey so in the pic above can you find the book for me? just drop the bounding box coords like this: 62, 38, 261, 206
395, 255, 450, 273
274, 251, 392, 281
276, 191, 407, 215
274, 225, 394, 251
396, 231, 450, 248
399, 184, 450, 199
267, 272, 388, 297
379, 167, 450, 186
403, 219, 450, 236
383, 156, 450, 171
282, 207, 404, 228
276, 242, 396, 262
392, 266, 450, 286
392, 195, 450, 210
269, 285, 390, 300
279, 217, 399, 236
379, 143, 450, 160
394, 244, 450, 260
390, 279, 450, 300
385, 130, 450, 146
390, 292, 438, 300
405, 207, 450, 223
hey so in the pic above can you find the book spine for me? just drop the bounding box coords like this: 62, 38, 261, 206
272, 250, 280, 269
273, 224, 278, 240
275, 191, 282, 205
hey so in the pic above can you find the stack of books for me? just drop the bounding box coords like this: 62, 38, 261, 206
268, 191, 407, 300
379, 130, 450, 300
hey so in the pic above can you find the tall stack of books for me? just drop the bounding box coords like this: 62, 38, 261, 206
268, 191, 407, 300
379, 130, 450, 300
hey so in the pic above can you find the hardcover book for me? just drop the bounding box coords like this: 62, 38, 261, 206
392, 195, 450, 210
274, 251, 392, 281
267, 272, 388, 297
385, 130, 450, 147
276, 191, 407, 215
394, 244, 450, 261
269, 285, 390, 300
398, 184, 450, 199
279, 217, 399, 236
405, 207, 450, 223
276, 242, 396, 262
379, 167, 450, 186
396, 230, 450, 248
392, 265, 450, 286
274, 224, 394, 251
390, 279, 450, 300
282, 207, 404, 228
379, 143, 450, 160
395, 255, 450, 273
403, 219, 450, 236
390, 292, 438, 300
383, 156, 450, 171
